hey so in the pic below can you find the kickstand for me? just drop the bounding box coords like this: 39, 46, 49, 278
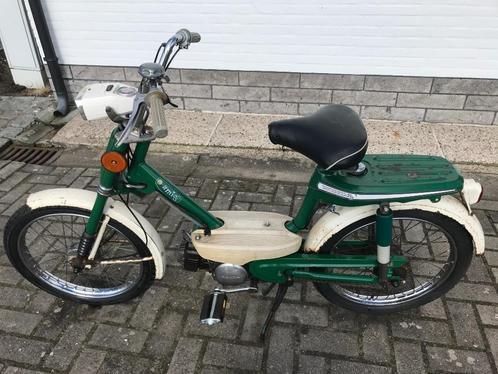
259, 284, 288, 341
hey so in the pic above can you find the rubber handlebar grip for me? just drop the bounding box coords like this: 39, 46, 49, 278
190, 32, 201, 43
145, 92, 168, 138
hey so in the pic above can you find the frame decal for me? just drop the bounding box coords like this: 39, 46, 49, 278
317, 182, 455, 201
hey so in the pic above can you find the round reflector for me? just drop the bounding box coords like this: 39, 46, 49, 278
101, 151, 127, 173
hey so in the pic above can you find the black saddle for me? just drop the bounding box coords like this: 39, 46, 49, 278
268, 105, 368, 171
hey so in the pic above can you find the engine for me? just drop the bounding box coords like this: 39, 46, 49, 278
213, 263, 248, 286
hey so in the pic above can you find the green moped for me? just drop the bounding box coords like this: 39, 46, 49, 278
3, 29, 485, 338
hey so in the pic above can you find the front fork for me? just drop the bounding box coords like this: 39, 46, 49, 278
376, 202, 393, 282
72, 133, 125, 272
72, 168, 117, 272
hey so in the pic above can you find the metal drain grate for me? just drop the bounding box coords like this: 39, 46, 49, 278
0, 145, 62, 165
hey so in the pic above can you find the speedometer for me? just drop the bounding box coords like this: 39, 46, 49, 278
116, 86, 137, 97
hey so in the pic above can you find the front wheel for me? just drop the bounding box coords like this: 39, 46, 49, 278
313, 210, 473, 314
4, 205, 155, 305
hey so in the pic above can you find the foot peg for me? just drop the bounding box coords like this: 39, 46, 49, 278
200, 291, 227, 326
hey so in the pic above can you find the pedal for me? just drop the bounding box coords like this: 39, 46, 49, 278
200, 291, 227, 326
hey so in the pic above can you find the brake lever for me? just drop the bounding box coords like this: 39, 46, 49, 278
167, 99, 179, 108
105, 106, 129, 124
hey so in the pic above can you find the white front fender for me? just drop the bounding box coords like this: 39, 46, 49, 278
26, 188, 166, 279
304, 195, 485, 255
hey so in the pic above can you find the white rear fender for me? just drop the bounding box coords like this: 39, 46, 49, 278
305, 195, 485, 255
26, 188, 166, 279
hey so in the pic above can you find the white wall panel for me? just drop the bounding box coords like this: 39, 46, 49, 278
38, 0, 498, 78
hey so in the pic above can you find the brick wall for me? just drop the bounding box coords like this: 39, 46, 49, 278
49, 65, 498, 125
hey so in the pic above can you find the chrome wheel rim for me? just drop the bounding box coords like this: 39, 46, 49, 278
18, 212, 145, 300
329, 217, 456, 306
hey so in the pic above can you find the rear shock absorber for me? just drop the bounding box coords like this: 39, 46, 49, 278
376, 202, 392, 283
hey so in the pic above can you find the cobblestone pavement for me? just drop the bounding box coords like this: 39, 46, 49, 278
0, 157, 497, 374
0, 96, 54, 147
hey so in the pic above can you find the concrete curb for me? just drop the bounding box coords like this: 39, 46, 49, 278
52, 109, 498, 166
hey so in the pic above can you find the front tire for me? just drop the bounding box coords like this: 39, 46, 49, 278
4, 205, 155, 305
313, 209, 473, 314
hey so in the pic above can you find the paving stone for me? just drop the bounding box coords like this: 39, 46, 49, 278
0, 308, 42, 335
0, 182, 32, 204
89, 324, 148, 353
0, 335, 51, 365
143, 310, 184, 357
235, 191, 272, 203
240, 298, 271, 342
476, 304, 498, 326
158, 208, 184, 232
466, 256, 492, 282
300, 328, 359, 356
69, 348, 107, 374
183, 312, 240, 339
167, 337, 203, 374
44, 321, 94, 371
197, 178, 219, 199
0, 172, 29, 192
447, 301, 484, 348
130, 286, 168, 330
220, 179, 259, 192
275, 302, 328, 326
447, 282, 498, 303
391, 319, 452, 344
267, 326, 295, 374
419, 298, 447, 319
97, 352, 155, 374
203, 342, 263, 371
484, 328, 498, 368
86, 302, 135, 324
0, 161, 24, 180
0, 286, 31, 308
426, 346, 492, 373
394, 341, 426, 374
274, 184, 294, 205
298, 354, 328, 374
210, 190, 235, 210
0, 265, 24, 285
4, 367, 48, 374
362, 322, 391, 363
329, 359, 392, 374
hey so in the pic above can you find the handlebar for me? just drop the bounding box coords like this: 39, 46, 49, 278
155, 29, 201, 68
145, 91, 168, 138
175, 28, 201, 48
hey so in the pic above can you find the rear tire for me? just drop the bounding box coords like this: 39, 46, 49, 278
4, 205, 155, 305
313, 209, 473, 314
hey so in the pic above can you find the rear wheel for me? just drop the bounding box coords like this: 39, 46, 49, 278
4, 205, 155, 305
313, 210, 473, 314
